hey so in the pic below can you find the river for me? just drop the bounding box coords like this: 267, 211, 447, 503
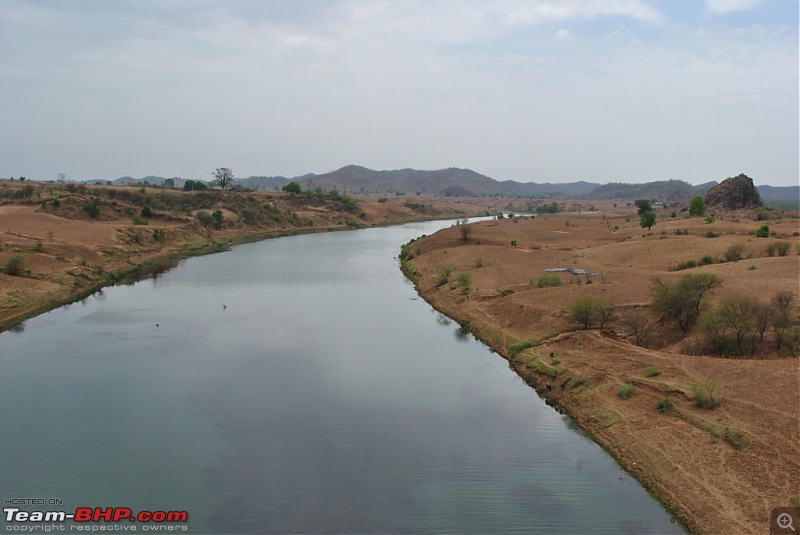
0, 219, 682, 534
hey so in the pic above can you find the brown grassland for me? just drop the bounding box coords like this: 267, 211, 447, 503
401, 201, 800, 534
0, 181, 484, 331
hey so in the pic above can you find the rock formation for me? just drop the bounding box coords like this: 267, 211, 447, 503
703, 173, 763, 210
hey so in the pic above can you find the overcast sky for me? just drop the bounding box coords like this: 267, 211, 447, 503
1, 0, 797, 186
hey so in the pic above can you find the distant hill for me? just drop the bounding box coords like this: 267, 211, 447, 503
580, 180, 716, 204
242, 165, 600, 198
113, 175, 191, 187
580, 179, 797, 206
240, 175, 291, 190
104, 166, 794, 204
757, 185, 800, 205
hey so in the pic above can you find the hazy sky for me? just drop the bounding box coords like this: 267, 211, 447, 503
1, 0, 797, 186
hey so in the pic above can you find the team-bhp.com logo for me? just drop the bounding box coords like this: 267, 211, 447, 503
4, 507, 188, 531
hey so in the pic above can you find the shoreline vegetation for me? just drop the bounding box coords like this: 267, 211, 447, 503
0, 180, 486, 332
399, 208, 800, 535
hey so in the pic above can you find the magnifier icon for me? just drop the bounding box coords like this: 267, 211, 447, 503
778, 512, 796, 532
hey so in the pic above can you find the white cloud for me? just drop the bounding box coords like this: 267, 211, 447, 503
502, 0, 663, 25
704, 0, 762, 15
0, 0, 796, 185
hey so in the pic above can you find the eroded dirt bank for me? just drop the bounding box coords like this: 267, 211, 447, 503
401, 207, 800, 535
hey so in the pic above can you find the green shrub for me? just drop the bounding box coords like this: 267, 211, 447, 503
634, 199, 652, 214
700, 255, 715, 265
675, 259, 697, 270
537, 275, 562, 288
282, 181, 302, 194
196, 211, 213, 227
723, 428, 748, 450
690, 380, 723, 409
152, 228, 165, 241
511, 240, 517, 246
131, 213, 148, 225
618, 383, 636, 399
689, 196, 707, 217
509, 342, 534, 358
83, 197, 100, 218
776, 241, 791, 256
643, 367, 661, 377
5, 254, 25, 276
639, 210, 656, 231
571, 377, 589, 389
456, 272, 471, 289
141, 205, 152, 217
656, 397, 673, 412
212, 209, 224, 229
723, 243, 743, 262
436, 266, 455, 287
570, 296, 600, 329
755, 224, 770, 238
705, 215, 715, 224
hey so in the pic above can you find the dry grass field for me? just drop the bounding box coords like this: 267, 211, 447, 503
0, 181, 484, 330
403, 202, 800, 535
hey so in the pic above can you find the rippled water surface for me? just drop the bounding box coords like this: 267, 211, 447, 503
0, 220, 682, 534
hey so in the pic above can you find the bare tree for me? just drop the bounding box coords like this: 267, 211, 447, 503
622, 312, 655, 347
773, 290, 795, 349
753, 302, 772, 343
773, 291, 794, 325
212, 168, 234, 190
458, 219, 472, 242
597, 301, 617, 329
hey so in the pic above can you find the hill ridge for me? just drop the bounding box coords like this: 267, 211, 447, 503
103, 166, 797, 204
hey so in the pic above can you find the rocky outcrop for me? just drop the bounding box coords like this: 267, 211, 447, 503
703, 174, 763, 210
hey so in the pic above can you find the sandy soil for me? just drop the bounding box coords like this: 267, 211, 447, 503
403, 205, 800, 535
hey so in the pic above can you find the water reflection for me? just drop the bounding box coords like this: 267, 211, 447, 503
0, 220, 682, 535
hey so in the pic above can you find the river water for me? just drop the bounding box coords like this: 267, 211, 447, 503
0, 220, 682, 534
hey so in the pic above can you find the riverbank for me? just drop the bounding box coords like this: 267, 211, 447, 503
0, 182, 486, 332
400, 206, 800, 535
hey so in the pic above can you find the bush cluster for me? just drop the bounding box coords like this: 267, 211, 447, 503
537, 275, 561, 288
